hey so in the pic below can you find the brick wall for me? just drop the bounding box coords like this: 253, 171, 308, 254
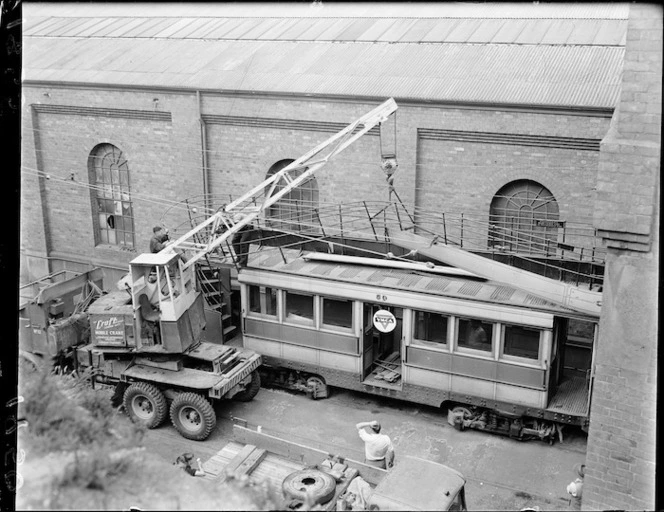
584, 3, 661, 510
21, 89, 611, 282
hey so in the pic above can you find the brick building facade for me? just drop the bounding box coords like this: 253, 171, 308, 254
583, 3, 661, 510
21, 4, 624, 286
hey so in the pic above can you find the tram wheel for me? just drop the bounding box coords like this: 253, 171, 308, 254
306, 376, 328, 400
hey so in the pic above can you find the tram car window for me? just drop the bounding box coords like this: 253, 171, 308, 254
248, 285, 278, 317
501, 324, 541, 361
322, 297, 354, 330
285, 291, 314, 325
413, 310, 449, 347
457, 318, 493, 352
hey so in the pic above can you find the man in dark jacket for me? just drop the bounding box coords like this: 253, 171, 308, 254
149, 226, 169, 253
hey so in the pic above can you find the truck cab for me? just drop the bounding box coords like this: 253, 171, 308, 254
369, 456, 467, 511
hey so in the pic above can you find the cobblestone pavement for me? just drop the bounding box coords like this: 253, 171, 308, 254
140, 385, 586, 511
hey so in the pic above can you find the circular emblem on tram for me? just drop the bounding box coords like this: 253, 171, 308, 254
373, 309, 396, 333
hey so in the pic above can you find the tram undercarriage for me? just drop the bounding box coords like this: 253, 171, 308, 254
447, 405, 564, 444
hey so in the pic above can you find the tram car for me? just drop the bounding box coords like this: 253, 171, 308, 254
238, 247, 597, 444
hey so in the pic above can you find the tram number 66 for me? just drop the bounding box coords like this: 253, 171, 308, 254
376, 294, 388, 301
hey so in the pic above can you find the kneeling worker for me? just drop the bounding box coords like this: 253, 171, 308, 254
356, 420, 395, 469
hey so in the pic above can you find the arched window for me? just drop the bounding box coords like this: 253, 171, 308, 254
88, 143, 135, 248
265, 159, 319, 232
489, 180, 560, 254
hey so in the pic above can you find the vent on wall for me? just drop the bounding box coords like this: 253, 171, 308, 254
32, 104, 172, 122
419, 128, 600, 151
202, 114, 380, 135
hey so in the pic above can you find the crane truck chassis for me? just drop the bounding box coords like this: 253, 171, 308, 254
19, 260, 262, 441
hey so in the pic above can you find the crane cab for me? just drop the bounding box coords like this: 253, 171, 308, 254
108, 251, 206, 353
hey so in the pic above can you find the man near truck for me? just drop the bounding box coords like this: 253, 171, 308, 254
356, 420, 395, 470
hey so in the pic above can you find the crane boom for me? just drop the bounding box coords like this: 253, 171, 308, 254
163, 98, 398, 269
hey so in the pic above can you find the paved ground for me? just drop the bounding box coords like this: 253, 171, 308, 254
140, 383, 586, 511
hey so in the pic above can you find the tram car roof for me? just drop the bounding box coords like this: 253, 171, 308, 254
242, 248, 595, 320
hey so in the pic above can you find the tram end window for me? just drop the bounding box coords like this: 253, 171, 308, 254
248, 285, 277, 316
502, 324, 540, 360
413, 310, 448, 346
322, 297, 353, 330
457, 318, 493, 352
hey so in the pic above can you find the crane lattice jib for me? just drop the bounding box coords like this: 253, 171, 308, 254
163, 98, 398, 270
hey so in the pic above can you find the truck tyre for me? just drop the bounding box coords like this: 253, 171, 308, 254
282, 469, 337, 505
123, 382, 168, 429
233, 370, 261, 402
170, 392, 216, 441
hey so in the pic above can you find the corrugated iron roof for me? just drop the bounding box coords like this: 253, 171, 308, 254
23, 3, 628, 109
25, 15, 629, 45
23, 36, 624, 108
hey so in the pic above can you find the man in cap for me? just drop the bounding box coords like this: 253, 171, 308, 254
356, 420, 395, 470
149, 225, 170, 253
566, 463, 585, 510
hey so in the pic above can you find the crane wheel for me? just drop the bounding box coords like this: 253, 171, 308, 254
282, 469, 337, 505
170, 392, 216, 441
123, 382, 168, 429
233, 370, 261, 402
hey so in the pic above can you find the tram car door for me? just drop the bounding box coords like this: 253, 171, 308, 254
362, 303, 403, 386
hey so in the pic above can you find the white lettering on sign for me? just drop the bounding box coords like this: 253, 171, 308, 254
95, 317, 123, 330
373, 309, 396, 333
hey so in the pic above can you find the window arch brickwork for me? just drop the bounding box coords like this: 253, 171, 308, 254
88, 143, 135, 248
265, 158, 319, 233
489, 180, 560, 254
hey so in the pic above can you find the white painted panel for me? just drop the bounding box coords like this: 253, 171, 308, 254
495, 383, 546, 408
405, 365, 451, 390
244, 336, 282, 358
320, 351, 359, 372
282, 342, 318, 365
450, 374, 496, 399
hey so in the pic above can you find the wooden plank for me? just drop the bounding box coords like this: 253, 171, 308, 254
233, 448, 267, 478
220, 444, 256, 482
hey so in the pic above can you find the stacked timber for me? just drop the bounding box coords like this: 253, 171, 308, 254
373, 353, 401, 383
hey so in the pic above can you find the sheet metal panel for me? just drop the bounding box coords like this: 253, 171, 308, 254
593, 19, 628, 45
335, 19, 378, 41
276, 18, 316, 40
135, 17, 179, 38
24, 16, 66, 36
466, 19, 507, 43
222, 18, 263, 39
420, 19, 462, 42
104, 17, 151, 38
514, 19, 553, 45
376, 18, 419, 42
240, 18, 282, 39
44, 17, 90, 37
22, 16, 51, 35
355, 18, 398, 41
152, 17, 197, 38
396, 18, 441, 42
256, 18, 295, 39
539, 19, 578, 45
170, 17, 220, 39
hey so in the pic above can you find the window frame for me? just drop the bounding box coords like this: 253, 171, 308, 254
498, 323, 544, 365
247, 284, 279, 320
283, 290, 315, 327
319, 295, 355, 334
89, 143, 135, 250
411, 308, 451, 351
454, 316, 495, 358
